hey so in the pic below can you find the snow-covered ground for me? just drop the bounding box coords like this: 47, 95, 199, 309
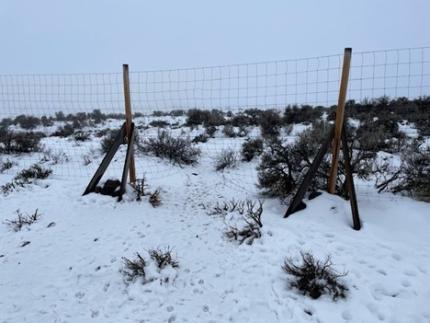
1, 118, 430, 323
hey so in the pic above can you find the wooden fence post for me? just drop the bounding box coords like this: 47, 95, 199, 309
328, 48, 352, 193
122, 64, 137, 184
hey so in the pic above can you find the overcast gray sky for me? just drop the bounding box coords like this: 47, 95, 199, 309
1, 0, 428, 73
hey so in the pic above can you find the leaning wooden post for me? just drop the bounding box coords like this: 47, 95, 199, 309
328, 48, 352, 193
122, 64, 137, 185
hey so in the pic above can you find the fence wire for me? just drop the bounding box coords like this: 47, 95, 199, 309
0, 47, 429, 197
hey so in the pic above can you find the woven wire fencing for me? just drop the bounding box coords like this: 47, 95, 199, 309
1, 47, 429, 196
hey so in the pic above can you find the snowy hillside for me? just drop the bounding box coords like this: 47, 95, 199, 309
1, 111, 430, 323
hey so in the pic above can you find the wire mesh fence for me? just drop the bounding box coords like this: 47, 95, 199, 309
0, 47, 429, 197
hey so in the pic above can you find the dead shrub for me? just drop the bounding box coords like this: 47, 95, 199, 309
122, 253, 148, 283
5, 209, 40, 232
149, 189, 161, 207
214, 149, 239, 171
282, 252, 348, 300
149, 247, 179, 270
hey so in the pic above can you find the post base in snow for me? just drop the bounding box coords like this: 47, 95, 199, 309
284, 126, 361, 231
83, 122, 135, 201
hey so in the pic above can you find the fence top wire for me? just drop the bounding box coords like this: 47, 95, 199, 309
1, 46, 429, 119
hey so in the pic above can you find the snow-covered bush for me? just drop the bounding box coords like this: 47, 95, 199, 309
221, 200, 264, 245
122, 248, 179, 285
214, 149, 239, 171
282, 252, 348, 300
149, 247, 179, 270
139, 130, 201, 166
122, 253, 148, 283
225, 223, 262, 245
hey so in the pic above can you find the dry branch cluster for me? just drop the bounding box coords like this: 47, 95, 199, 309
5, 209, 40, 232
211, 199, 264, 245
282, 252, 348, 300
122, 247, 179, 285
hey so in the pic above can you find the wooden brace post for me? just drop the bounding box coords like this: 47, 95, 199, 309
122, 64, 137, 185
328, 48, 352, 193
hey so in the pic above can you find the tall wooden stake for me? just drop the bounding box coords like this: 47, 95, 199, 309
122, 64, 137, 184
328, 48, 352, 193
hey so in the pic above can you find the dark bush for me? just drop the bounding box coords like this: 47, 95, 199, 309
0, 129, 44, 153
243, 109, 263, 125
258, 120, 374, 199
149, 120, 170, 128
259, 109, 283, 139
215, 149, 239, 171
15, 164, 52, 182
356, 117, 404, 153
192, 133, 209, 143
257, 139, 301, 198
152, 110, 167, 117
204, 125, 217, 137
231, 113, 253, 127
241, 138, 264, 162
140, 130, 200, 166
14, 114, 41, 130
52, 124, 75, 138
0, 118, 13, 127
74, 131, 90, 141
41, 116, 54, 127
282, 252, 348, 300
90, 109, 106, 124
284, 105, 323, 124
55, 111, 66, 121
0, 159, 14, 173
223, 124, 237, 138
186, 109, 225, 127
170, 109, 185, 116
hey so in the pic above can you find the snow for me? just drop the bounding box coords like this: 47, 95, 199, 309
1, 120, 430, 323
